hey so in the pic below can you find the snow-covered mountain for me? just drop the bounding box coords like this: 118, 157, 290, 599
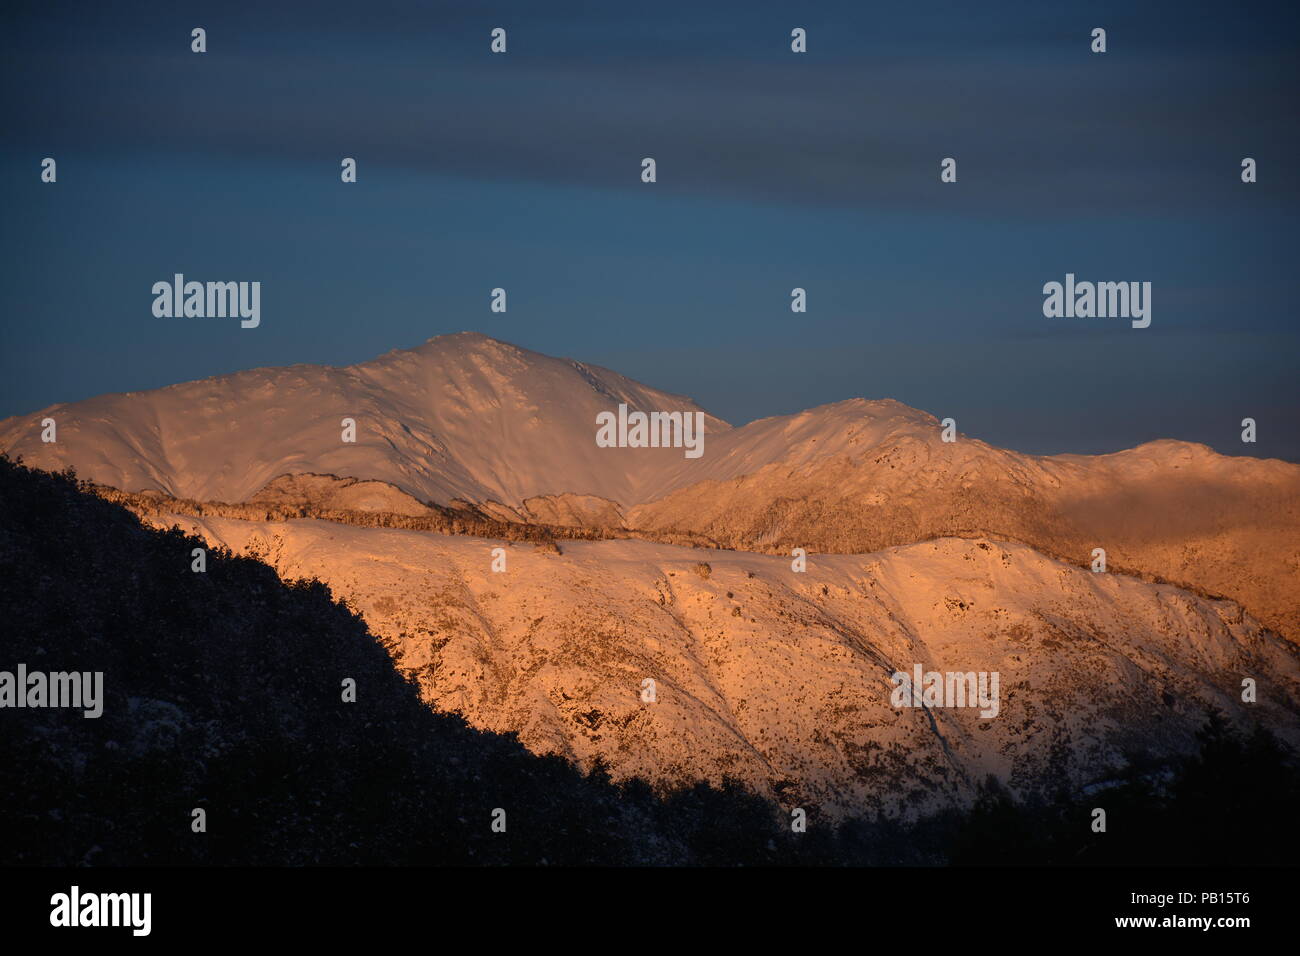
0, 332, 727, 507
630, 413, 1300, 643
5, 331, 1298, 813
3, 331, 1296, 641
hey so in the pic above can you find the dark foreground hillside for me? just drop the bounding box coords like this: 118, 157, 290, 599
0, 455, 1296, 866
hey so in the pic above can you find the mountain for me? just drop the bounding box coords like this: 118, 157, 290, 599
7, 456, 1296, 864
141, 510, 1300, 819
0, 332, 727, 507
629, 412, 1300, 643
3, 331, 1298, 829
3, 332, 1297, 642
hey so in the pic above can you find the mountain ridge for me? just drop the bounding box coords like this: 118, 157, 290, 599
4, 331, 1297, 641
5, 332, 1293, 503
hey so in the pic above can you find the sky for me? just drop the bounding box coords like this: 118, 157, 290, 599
2, 0, 1298, 460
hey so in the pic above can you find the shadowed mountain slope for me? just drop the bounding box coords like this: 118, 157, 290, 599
0, 456, 791, 865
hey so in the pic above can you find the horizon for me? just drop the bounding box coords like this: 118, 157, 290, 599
2, 328, 1294, 465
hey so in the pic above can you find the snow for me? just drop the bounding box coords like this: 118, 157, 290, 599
144, 513, 1300, 818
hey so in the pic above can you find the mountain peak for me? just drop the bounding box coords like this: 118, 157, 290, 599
421, 330, 503, 347
0, 332, 726, 507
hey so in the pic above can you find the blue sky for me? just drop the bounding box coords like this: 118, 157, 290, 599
2, 0, 1297, 459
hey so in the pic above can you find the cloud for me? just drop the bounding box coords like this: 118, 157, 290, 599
5, 1, 1297, 216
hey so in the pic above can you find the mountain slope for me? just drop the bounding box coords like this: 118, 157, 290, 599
0, 456, 774, 865
146, 511, 1300, 820
7, 456, 1296, 864
630, 418, 1300, 642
